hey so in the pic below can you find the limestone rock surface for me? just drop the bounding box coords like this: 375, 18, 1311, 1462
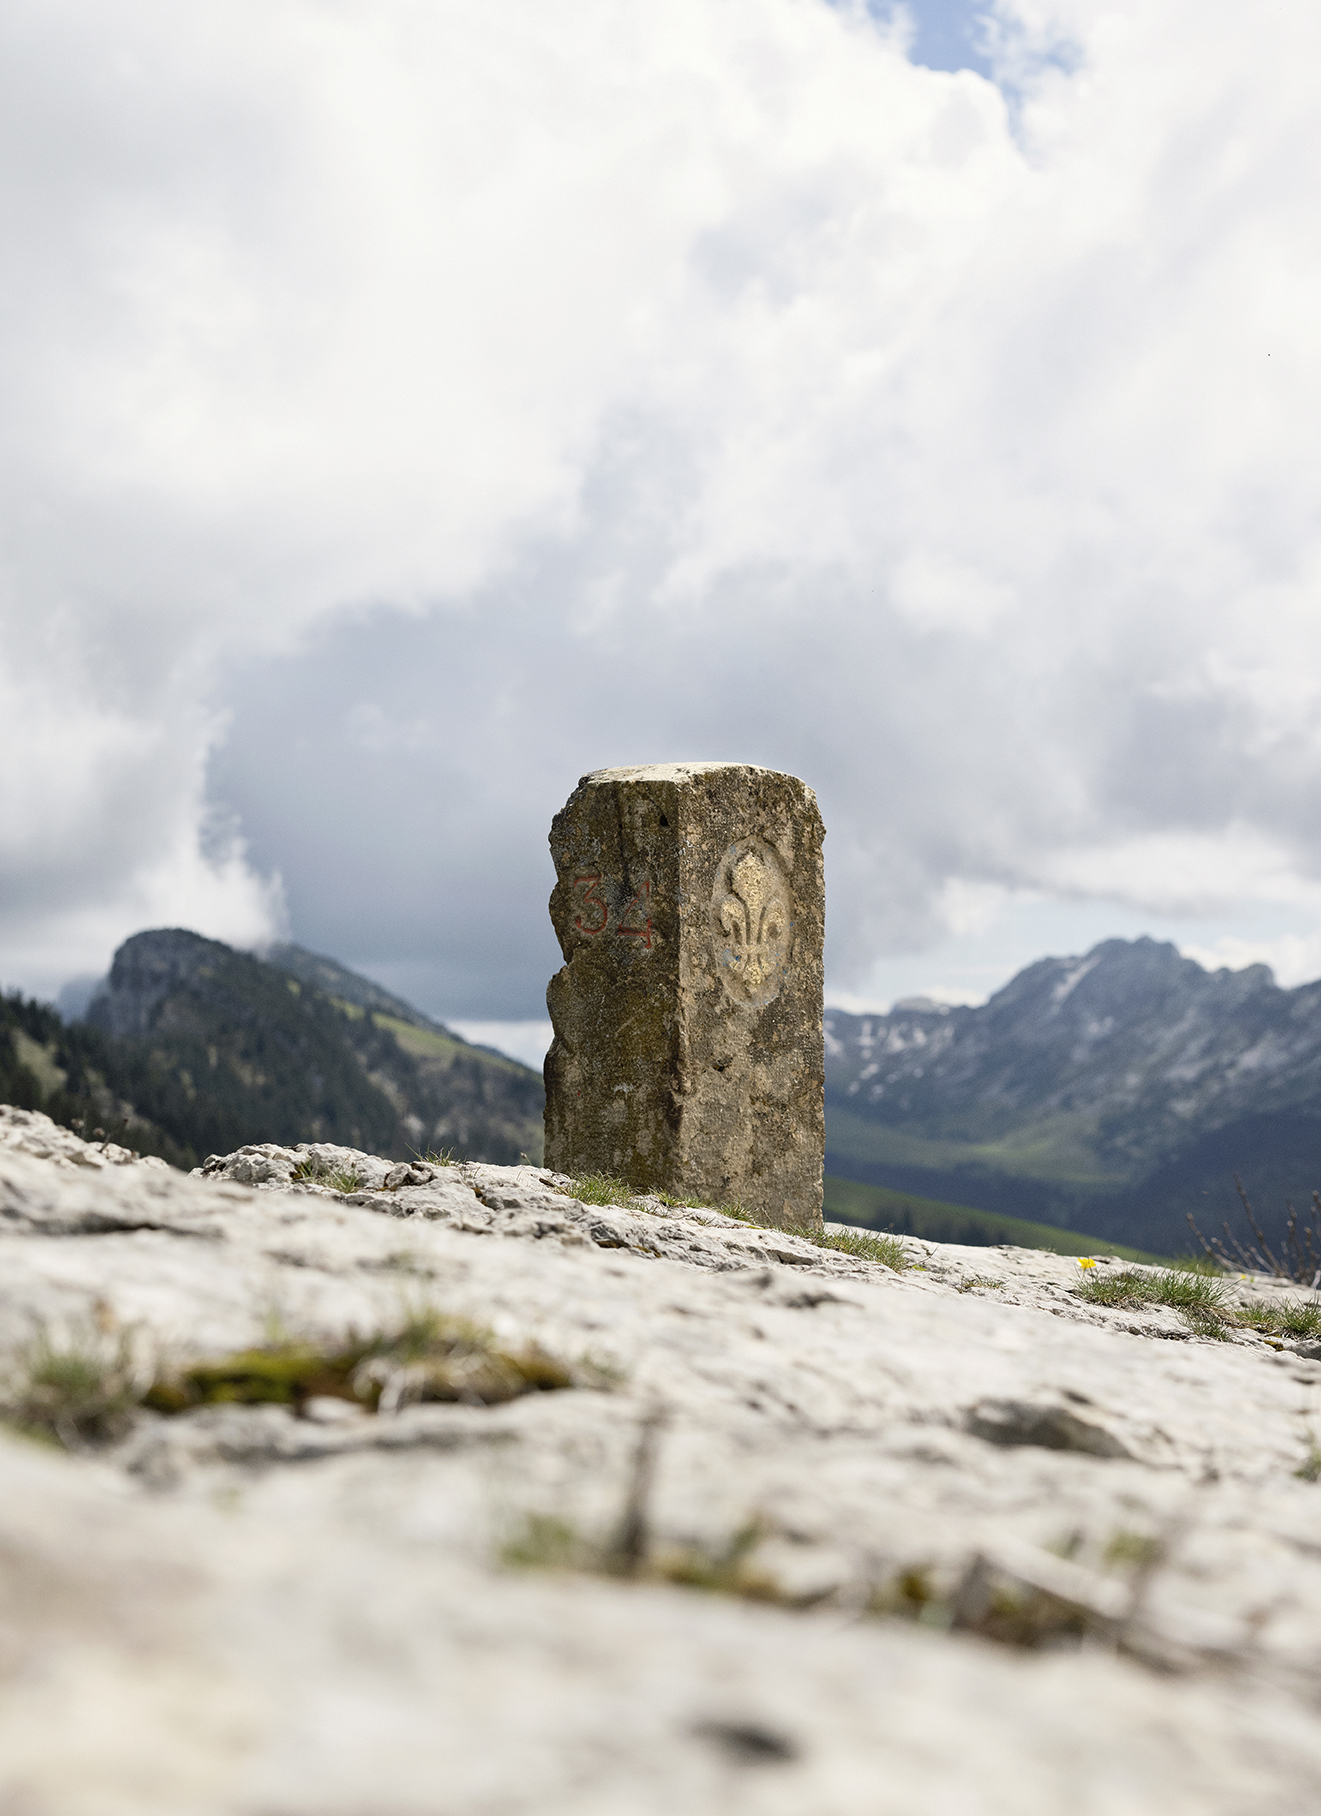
4, 1104, 1321, 1812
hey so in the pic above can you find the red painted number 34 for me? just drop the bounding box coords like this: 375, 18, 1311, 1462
572, 874, 654, 950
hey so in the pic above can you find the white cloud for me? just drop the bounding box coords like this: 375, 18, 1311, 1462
448, 1021, 554, 1073
1041, 829, 1321, 920
4, 0, 1321, 1008
1178, 933, 1321, 990
0, 815, 285, 1001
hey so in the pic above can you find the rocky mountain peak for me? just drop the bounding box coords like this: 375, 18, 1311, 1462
824, 935, 1321, 1253
63, 926, 545, 1167
87, 927, 233, 1040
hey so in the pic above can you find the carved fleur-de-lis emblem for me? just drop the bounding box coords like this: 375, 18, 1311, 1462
716, 843, 791, 1005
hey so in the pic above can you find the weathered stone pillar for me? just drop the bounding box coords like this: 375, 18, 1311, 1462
544, 763, 824, 1230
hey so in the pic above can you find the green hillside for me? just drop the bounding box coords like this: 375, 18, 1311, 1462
824, 1102, 1120, 1187
0, 930, 544, 1169
823, 1175, 1170, 1263
0, 991, 191, 1165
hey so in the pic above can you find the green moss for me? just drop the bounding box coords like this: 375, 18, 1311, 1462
1103, 1529, 1163, 1570
143, 1342, 349, 1412
500, 1512, 582, 1570
652, 1523, 788, 1603
500, 1512, 791, 1602
144, 1310, 582, 1416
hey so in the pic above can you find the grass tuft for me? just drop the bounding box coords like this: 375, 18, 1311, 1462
568, 1173, 640, 1207
1236, 1300, 1321, 1340
562, 1176, 914, 1265
1076, 1266, 1230, 1330
291, 1155, 366, 1193
3, 1324, 145, 1449
805, 1228, 910, 1271
651, 1522, 787, 1602
566, 1176, 768, 1224
1078, 1263, 1321, 1343
500, 1510, 791, 1602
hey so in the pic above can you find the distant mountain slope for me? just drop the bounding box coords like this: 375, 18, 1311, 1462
826, 937, 1321, 1253
263, 943, 449, 1034
64, 928, 544, 1166
82, 929, 409, 1159
822, 1176, 1165, 1263
259, 941, 544, 1162
0, 989, 190, 1166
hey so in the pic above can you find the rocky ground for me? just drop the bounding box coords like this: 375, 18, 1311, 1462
5, 1102, 1321, 1813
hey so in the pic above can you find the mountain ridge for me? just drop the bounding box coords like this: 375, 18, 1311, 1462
825, 936, 1321, 1253
3, 928, 544, 1167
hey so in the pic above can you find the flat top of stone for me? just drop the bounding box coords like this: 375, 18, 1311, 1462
578, 761, 790, 785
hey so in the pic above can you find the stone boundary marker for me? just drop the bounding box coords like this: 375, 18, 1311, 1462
544, 762, 824, 1230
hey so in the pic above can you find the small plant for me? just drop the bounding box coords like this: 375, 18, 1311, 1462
501, 1512, 582, 1570
417, 1146, 455, 1167
1102, 1529, 1164, 1570
568, 1173, 640, 1207
291, 1156, 366, 1193
953, 1572, 1090, 1651
1076, 1266, 1230, 1332
807, 1228, 910, 1271
872, 1556, 1097, 1650
713, 1200, 759, 1225
1235, 1300, 1321, 1340
652, 1188, 711, 1211
1188, 1176, 1321, 1285
1297, 1442, 1321, 1483
869, 1565, 947, 1626
498, 1509, 790, 1600
3, 1325, 145, 1449
652, 1522, 786, 1603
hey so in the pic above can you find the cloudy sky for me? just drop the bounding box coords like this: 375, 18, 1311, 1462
3, 0, 1321, 1066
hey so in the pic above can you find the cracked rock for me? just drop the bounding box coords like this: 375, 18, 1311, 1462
3, 1108, 1321, 1812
